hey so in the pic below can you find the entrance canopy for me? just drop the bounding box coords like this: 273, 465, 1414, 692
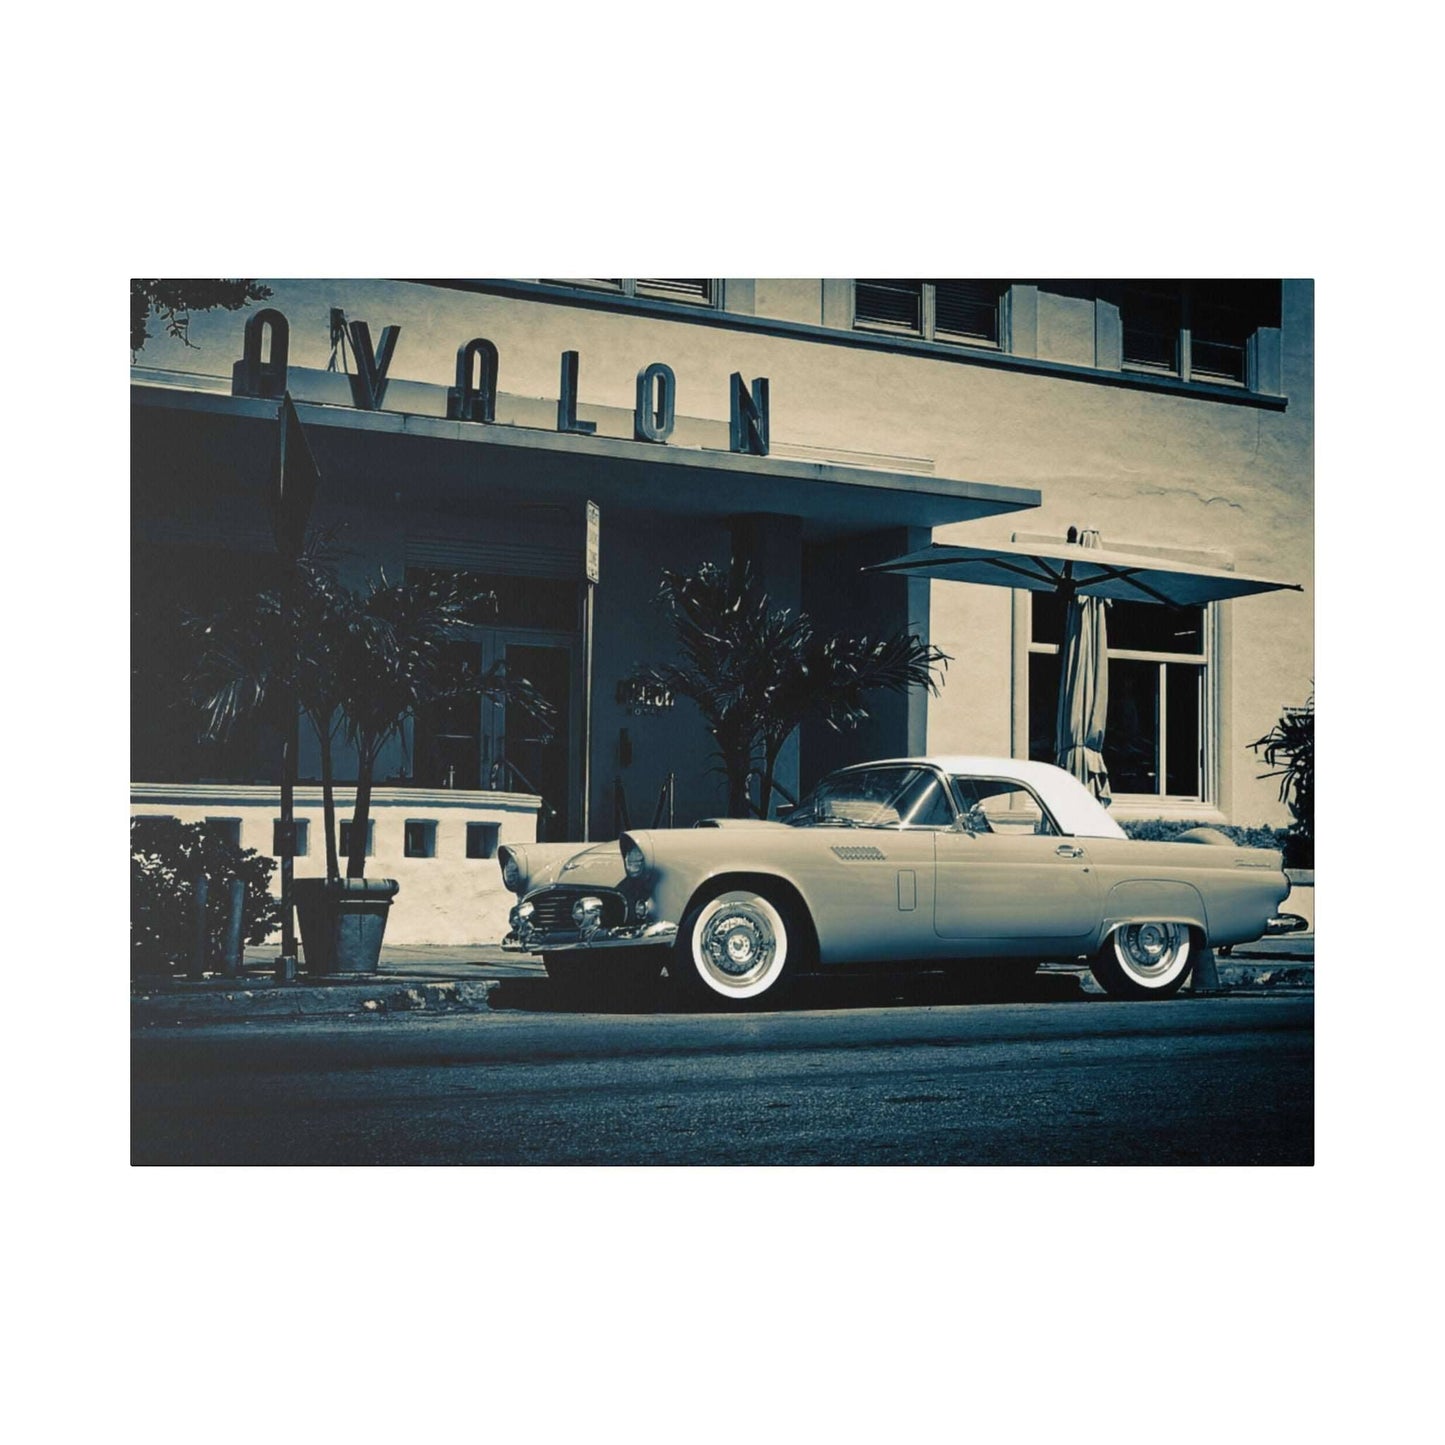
132, 386, 1042, 544
863, 537, 1302, 606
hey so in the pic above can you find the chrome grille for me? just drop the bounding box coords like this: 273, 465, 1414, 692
527, 887, 627, 933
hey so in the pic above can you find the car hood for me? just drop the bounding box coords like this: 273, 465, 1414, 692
525, 840, 626, 893
693, 818, 792, 829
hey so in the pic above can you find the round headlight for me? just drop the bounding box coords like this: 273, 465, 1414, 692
572, 896, 603, 926
516, 902, 535, 922
623, 843, 646, 877
501, 854, 522, 892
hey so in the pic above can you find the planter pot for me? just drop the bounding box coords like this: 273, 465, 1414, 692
295, 877, 401, 974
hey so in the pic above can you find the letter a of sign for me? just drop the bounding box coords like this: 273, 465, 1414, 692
345, 320, 401, 410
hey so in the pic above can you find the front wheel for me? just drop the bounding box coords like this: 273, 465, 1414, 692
1091, 922, 1193, 999
674, 886, 801, 1006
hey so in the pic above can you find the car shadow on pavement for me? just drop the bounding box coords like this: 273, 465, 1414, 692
486, 967, 1090, 1016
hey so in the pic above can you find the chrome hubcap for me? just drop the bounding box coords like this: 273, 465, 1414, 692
696, 899, 779, 989
1118, 922, 1183, 976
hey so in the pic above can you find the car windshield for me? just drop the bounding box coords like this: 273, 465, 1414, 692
787, 766, 955, 829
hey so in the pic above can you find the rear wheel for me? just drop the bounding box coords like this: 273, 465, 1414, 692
673, 885, 802, 1007
1091, 922, 1193, 999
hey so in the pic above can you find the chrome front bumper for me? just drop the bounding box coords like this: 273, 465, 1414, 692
502, 920, 679, 954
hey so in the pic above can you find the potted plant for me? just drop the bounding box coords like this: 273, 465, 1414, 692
1251, 694, 1314, 870
300, 568, 502, 972
189, 546, 552, 973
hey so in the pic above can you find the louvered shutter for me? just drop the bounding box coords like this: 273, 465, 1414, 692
1121, 283, 1183, 373
635, 279, 713, 303
1188, 282, 1255, 385
933, 280, 1003, 343
854, 280, 923, 333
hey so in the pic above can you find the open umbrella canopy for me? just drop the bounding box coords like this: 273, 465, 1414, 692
863, 537, 1301, 607
864, 528, 1301, 806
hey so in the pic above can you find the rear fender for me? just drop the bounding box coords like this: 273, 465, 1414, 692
1101, 880, 1209, 946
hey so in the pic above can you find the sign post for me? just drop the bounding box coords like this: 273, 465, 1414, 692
271, 394, 321, 981
582, 501, 599, 841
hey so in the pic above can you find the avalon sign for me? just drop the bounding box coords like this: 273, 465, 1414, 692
233, 308, 771, 457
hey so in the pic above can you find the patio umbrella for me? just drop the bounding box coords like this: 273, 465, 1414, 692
863, 534, 1302, 606
863, 528, 1301, 787
1054, 529, 1111, 803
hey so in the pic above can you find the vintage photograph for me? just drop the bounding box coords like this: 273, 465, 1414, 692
130, 277, 1314, 1165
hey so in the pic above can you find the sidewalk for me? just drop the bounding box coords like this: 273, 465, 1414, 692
131, 933, 1313, 1025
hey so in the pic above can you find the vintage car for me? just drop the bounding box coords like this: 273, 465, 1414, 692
499, 756, 1294, 1004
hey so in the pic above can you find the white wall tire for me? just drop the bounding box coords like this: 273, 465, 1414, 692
677, 888, 796, 1004
1093, 922, 1193, 999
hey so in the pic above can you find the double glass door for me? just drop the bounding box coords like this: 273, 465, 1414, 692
414, 628, 579, 841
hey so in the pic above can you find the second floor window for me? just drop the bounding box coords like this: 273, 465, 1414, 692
547, 279, 716, 305
1120, 281, 1278, 387
854, 280, 1006, 347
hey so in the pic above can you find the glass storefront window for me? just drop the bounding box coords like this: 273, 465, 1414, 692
1028, 595, 1209, 801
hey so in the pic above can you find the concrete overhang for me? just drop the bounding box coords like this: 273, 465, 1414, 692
131, 383, 1041, 543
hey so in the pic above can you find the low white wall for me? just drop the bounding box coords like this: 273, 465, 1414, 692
131, 785, 540, 945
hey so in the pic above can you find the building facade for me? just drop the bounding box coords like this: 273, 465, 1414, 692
131, 278, 1313, 944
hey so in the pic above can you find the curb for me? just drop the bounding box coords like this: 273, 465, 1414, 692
132, 979, 498, 1026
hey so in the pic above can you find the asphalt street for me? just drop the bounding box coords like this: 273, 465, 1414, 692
132, 987, 1313, 1166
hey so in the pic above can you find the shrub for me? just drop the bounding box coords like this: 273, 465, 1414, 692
131, 817, 280, 975
1119, 818, 1291, 851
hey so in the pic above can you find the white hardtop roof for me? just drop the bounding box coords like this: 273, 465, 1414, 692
834, 755, 1127, 840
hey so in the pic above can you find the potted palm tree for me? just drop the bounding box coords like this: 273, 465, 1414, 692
190, 547, 552, 973
1252, 695, 1314, 870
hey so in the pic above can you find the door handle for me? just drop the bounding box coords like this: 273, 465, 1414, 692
1055, 844, 1085, 858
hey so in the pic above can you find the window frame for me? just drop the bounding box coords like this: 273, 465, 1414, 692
794, 763, 963, 831
948, 774, 1062, 837
852, 280, 1011, 351
542, 278, 721, 308
1119, 282, 1260, 390
273, 817, 310, 857
1024, 594, 1218, 806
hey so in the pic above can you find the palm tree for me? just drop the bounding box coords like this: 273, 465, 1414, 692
187, 538, 350, 879
331, 568, 552, 877
1252, 694, 1314, 867
188, 545, 553, 881
653, 563, 948, 818
652, 565, 808, 816
754, 626, 948, 819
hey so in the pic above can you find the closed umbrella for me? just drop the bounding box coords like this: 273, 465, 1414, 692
1054, 529, 1111, 803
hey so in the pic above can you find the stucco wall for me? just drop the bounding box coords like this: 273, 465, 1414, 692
135, 277, 1312, 829
132, 786, 540, 945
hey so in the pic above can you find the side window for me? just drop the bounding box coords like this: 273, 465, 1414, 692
952, 778, 1057, 837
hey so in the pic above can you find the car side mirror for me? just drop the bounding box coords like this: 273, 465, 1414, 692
956, 805, 992, 836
